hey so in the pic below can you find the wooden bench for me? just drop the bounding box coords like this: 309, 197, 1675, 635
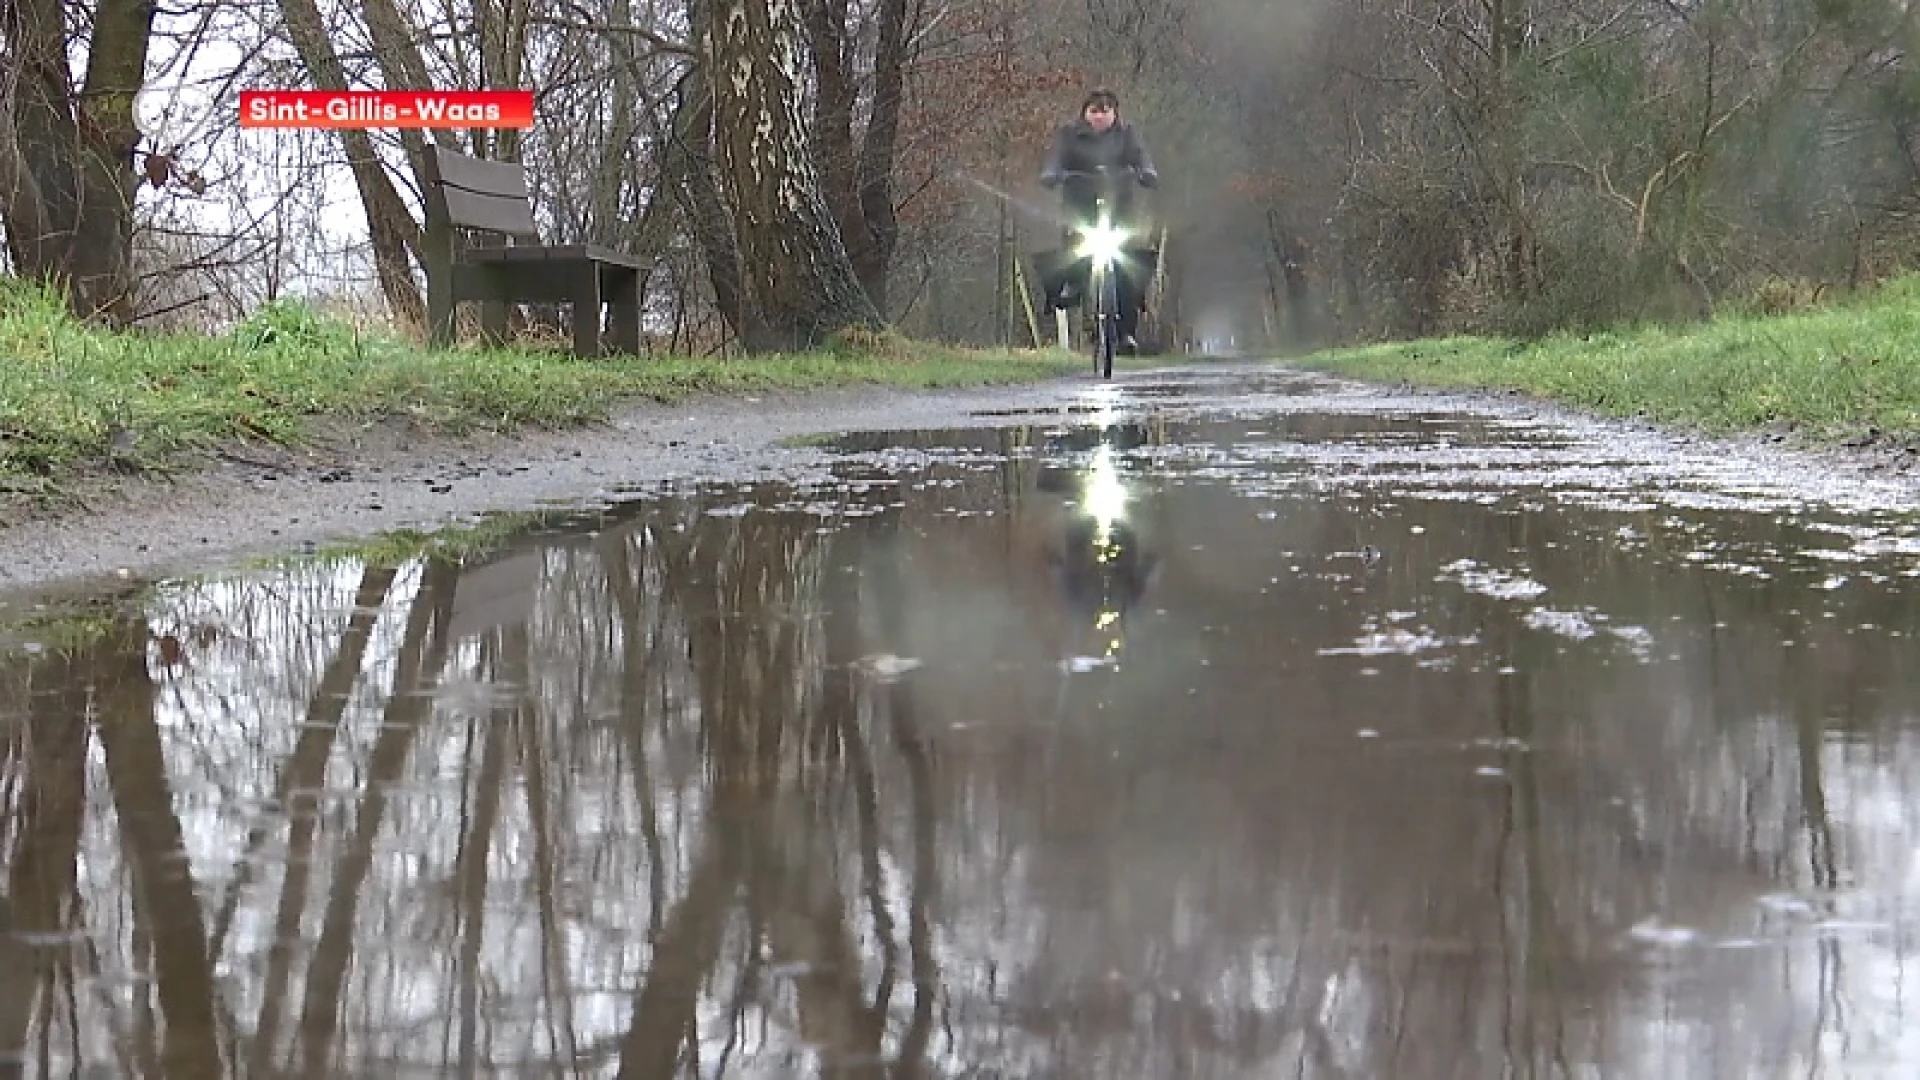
420, 145, 646, 357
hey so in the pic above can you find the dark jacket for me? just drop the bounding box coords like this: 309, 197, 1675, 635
1040, 118, 1160, 193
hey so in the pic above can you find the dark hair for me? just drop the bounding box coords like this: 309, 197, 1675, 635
1082, 88, 1119, 112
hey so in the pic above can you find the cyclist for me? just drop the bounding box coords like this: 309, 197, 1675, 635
1038, 88, 1161, 355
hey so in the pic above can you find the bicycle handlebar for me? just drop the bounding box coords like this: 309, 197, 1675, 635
1044, 163, 1157, 190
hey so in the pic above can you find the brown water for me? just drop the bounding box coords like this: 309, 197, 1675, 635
4, 371, 1920, 1077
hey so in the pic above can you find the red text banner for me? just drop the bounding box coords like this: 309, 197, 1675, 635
240, 91, 534, 129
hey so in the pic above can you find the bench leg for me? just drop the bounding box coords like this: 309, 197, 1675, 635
480, 276, 510, 347
572, 264, 604, 358
426, 238, 455, 348
428, 287, 456, 348
606, 268, 642, 354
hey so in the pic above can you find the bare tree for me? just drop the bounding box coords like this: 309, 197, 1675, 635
705, 0, 883, 348
805, 0, 912, 314
0, 0, 160, 324
273, 0, 432, 328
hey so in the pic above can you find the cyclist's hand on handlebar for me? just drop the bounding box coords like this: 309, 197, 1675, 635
1060, 165, 1158, 187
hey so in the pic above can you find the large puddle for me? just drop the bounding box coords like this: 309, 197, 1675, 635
4, 369, 1920, 1075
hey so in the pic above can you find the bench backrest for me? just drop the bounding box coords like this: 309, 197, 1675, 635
421, 146, 540, 243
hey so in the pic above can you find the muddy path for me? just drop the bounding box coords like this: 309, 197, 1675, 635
1, 362, 1915, 597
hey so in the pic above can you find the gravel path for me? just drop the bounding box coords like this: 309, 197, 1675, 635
0, 378, 1104, 595
3, 363, 1916, 598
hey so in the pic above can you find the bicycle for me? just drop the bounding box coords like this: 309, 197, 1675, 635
1057, 165, 1144, 379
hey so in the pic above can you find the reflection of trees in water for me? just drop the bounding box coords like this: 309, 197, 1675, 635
1, 599, 226, 1077
900, 473, 1920, 1074
0, 490, 961, 1076
1, 467, 1919, 1074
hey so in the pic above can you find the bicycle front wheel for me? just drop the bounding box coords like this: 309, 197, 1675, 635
1095, 268, 1120, 378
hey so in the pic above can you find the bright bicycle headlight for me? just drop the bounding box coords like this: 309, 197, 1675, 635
1075, 221, 1129, 265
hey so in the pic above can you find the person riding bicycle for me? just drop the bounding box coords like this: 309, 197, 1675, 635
1038, 88, 1160, 355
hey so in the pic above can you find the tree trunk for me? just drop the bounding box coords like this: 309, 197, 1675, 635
0, 0, 158, 325
277, 0, 427, 328
473, 0, 532, 162
854, 0, 909, 312
803, 0, 909, 316
707, 0, 882, 351
593, 0, 645, 239
803, 0, 868, 277
659, 10, 769, 346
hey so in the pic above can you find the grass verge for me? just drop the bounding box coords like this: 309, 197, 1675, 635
0, 280, 1090, 489
1288, 274, 1920, 445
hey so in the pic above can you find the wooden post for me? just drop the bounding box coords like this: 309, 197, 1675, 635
995, 182, 1011, 346
1014, 249, 1041, 348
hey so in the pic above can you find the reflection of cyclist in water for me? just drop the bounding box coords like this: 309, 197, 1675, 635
1040, 433, 1159, 662
1056, 514, 1156, 653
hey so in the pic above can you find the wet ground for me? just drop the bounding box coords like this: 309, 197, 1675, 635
3, 367, 1920, 1077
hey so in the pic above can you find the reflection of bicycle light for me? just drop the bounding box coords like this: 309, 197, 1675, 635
1076, 222, 1129, 264
1081, 445, 1128, 544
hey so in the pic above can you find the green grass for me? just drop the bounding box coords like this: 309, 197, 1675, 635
0, 279, 1089, 487
1289, 273, 1920, 444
